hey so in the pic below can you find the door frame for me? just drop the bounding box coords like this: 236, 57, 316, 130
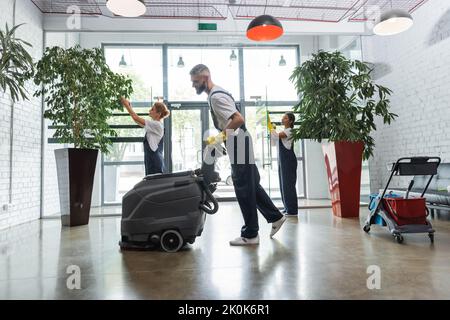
165, 102, 210, 173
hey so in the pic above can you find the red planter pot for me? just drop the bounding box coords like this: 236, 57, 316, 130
322, 141, 364, 218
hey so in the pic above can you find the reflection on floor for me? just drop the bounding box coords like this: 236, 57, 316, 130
85, 199, 335, 217
1, 203, 450, 299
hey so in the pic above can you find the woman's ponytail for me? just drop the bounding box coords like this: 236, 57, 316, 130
153, 102, 170, 119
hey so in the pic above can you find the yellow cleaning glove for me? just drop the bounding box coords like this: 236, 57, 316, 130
206, 132, 226, 145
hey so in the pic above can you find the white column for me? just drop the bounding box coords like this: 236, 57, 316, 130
304, 140, 330, 199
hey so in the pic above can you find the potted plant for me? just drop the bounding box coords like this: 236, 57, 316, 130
34, 45, 133, 226
0, 23, 34, 102
290, 50, 397, 218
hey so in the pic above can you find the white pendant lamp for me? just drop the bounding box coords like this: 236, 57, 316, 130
106, 0, 146, 18
373, 9, 413, 36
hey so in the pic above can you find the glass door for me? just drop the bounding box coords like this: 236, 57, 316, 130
245, 99, 281, 199
169, 107, 204, 172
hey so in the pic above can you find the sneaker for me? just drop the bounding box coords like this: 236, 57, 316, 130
229, 235, 260, 246
284, 213, 298, 217
270, 215, 287, 238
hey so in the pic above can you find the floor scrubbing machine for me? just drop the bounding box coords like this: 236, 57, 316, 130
363, 157, 441, 244
119, 161, 220, 253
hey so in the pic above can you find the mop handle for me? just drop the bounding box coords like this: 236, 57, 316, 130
405, 180, 415, 199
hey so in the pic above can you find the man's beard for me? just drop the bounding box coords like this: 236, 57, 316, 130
196, 83, 207, 95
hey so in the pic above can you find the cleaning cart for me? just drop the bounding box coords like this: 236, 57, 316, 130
363, 157, 441, 244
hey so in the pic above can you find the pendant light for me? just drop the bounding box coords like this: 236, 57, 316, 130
119, 54, 127, 67
246, 1, 283, 41
373, 3, 413, 36
106, 0, 146, 18
279, 55, 286, 66
177, 56, 185, 68
230, 50, 237, 61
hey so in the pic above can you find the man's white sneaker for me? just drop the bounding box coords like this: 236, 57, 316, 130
229, 235, 260, 246
270, 215, 287, 238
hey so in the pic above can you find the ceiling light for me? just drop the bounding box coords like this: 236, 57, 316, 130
246, 15, 284, 41
373, 9, 413, 36
279, 55, 286, 66
177, 56, 185, 68
230, 50, 237, 61
119, 54, 127, 67
106, 0, 146, 18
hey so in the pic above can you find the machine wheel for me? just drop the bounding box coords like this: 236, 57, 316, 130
363, 224, 370, 233
394, 234, 404, 244
429, 233, 434, 243
160, 230, 184, 253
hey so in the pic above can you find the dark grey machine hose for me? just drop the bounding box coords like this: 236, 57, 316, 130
199, 180, 219, 215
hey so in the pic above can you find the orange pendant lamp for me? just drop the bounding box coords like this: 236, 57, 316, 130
247, 14, 284, 41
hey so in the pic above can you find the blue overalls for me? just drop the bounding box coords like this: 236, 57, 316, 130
278, 135, 298, 215
209, 91, 283, 238
143, 132, 165, 175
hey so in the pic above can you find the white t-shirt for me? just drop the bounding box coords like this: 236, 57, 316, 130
271, 127, 294, 150
144, 119, 164, 152
281, 128, 294, 150
208, 86, 238, 131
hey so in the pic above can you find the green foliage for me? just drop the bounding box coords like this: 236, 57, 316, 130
289, 50, 397, 160
0, 23, 34, 102
33, 45, 133, 153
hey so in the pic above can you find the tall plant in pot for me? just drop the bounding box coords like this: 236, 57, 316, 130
290, 50, 397, 218
34, 45, 133, 226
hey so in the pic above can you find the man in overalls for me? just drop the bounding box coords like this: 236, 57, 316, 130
190, 64, 286, 246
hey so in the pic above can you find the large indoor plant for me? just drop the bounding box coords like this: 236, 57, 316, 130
34, 45, 133, 226
290, 50, 397, 218
0, 23, 34, 102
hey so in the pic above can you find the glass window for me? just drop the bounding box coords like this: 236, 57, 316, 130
104, 164, 145, 203
243, 48, 298, 101
171, 109, 203, 171
104, 142, 144, 163
168, 47, 240, 101
104, 47, 163, 103
245, 105, 304, 198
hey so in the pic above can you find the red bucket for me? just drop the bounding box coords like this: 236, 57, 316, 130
383, 197, 428, 225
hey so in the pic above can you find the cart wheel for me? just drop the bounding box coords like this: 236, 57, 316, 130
394, 234, 404, 244
160, 230, 184, 253
363, 224, 370, 233
429, 233, 434, 243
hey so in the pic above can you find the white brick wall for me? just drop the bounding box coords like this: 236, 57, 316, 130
362, 0, 450, 192
0, 0, 43, 229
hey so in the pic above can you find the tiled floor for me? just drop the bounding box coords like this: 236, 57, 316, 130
1, 203, 450, 300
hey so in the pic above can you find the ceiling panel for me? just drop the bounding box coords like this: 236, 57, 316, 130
30, 0, 430, 22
